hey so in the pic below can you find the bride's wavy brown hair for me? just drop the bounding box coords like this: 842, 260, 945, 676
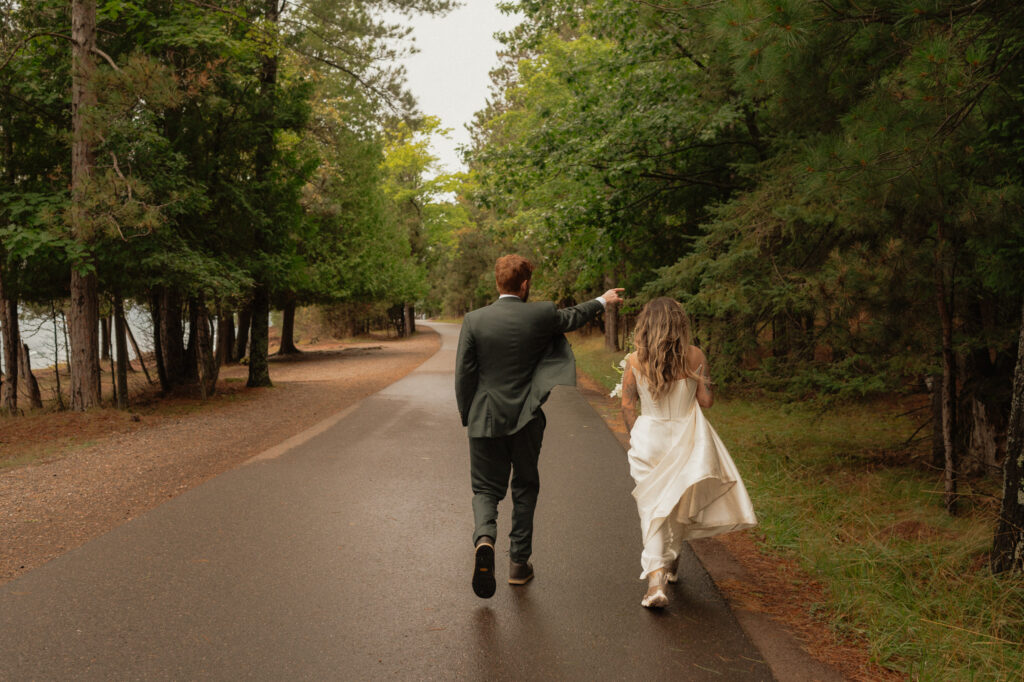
633, 297, 701, 400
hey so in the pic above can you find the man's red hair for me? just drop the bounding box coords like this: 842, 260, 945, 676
495, 254, 534, 294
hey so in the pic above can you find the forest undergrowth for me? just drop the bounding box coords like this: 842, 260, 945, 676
570, 332, 1024, 680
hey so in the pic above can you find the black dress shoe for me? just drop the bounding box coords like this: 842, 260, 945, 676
473, 538, 496, 598
508, 560, 534, 585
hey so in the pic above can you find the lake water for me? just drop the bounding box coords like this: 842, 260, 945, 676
2, 308, 270, 374
4, 306, 155, 373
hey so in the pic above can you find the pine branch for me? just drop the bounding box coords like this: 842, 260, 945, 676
0, 31, 120, 73
293, 48, 402, 114
631, 0, 722, 14
638, 169, 742, 190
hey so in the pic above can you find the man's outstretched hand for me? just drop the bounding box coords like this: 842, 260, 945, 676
602, 288, 625, 306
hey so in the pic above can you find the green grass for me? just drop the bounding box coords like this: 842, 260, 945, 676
571, 334, 1024, 680
568, 332, 626, 394
0, 450, 48, 471
0, 440, 88, 471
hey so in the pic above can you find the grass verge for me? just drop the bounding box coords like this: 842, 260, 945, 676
569, 331, 1024, 680
569, 332, 626, 396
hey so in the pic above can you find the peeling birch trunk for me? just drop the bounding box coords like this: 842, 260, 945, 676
993, 299, 1024, 573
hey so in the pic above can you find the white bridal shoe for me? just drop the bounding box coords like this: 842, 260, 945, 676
641, 571, 669, 609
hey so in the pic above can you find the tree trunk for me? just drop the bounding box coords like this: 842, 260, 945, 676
402, 303, 414, 339
51, 302, 65, 410
68, 272, 101, 410
992, 298, 1024, 573
124, 311, 152, 384
603, 275, 619, 352
195, 297, 219, 399
107, 326, 117, 407
604, 305, 619, 352
245, 0, 277, 387
388, 304, 404, 337
69, 0, 101, 411
184, 297, 199, 382
247, 284, 272, 388
407, 304, 416, 334
234, 304, 252, 361
150, 292, 169, 392
113, 294, 129, 409
100, 316, 110, 361
964, 397, 1001, 474
215, 306, 234, 366
958, 327, 1006, 476
0, 270, 18, 414
934, 232, 958, 514
157, 286, 187, 389
277, 299, 300, 355
926, 374, 944, 471
61, 310, 71, 375
224, 310, 235, 362
19, 343, 43, 409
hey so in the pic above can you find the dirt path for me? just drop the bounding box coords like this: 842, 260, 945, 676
0, 330, 440, 585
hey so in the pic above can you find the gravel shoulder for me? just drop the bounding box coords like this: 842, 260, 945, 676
0, 330, 440, 585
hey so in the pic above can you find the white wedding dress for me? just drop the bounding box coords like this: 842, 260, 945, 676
628, 368, 757, 579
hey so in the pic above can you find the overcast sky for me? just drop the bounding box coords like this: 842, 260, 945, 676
397, 2, 520, 174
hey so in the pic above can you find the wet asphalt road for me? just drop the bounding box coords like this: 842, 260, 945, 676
0, 322, 772, 681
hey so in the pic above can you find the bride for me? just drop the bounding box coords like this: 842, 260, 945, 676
620, 297, 757, 608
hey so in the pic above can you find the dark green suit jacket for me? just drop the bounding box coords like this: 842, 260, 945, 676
455, 297, 605, 439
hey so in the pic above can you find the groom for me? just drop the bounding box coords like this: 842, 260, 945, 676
455, 254, 624, 598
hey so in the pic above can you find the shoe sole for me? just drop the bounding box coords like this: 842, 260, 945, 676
473, 544, 496, 598
508, 573, 533, 585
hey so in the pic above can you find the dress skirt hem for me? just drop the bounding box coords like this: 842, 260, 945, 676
628, 377, 757, 580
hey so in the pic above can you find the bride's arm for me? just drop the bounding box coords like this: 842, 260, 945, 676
621, 354, 640, 433
690, 346, 714, 409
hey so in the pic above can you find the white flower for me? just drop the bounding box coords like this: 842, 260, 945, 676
610, 382, 622, 399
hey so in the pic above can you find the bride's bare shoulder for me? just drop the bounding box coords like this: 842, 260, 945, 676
686, 345, 708, 367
